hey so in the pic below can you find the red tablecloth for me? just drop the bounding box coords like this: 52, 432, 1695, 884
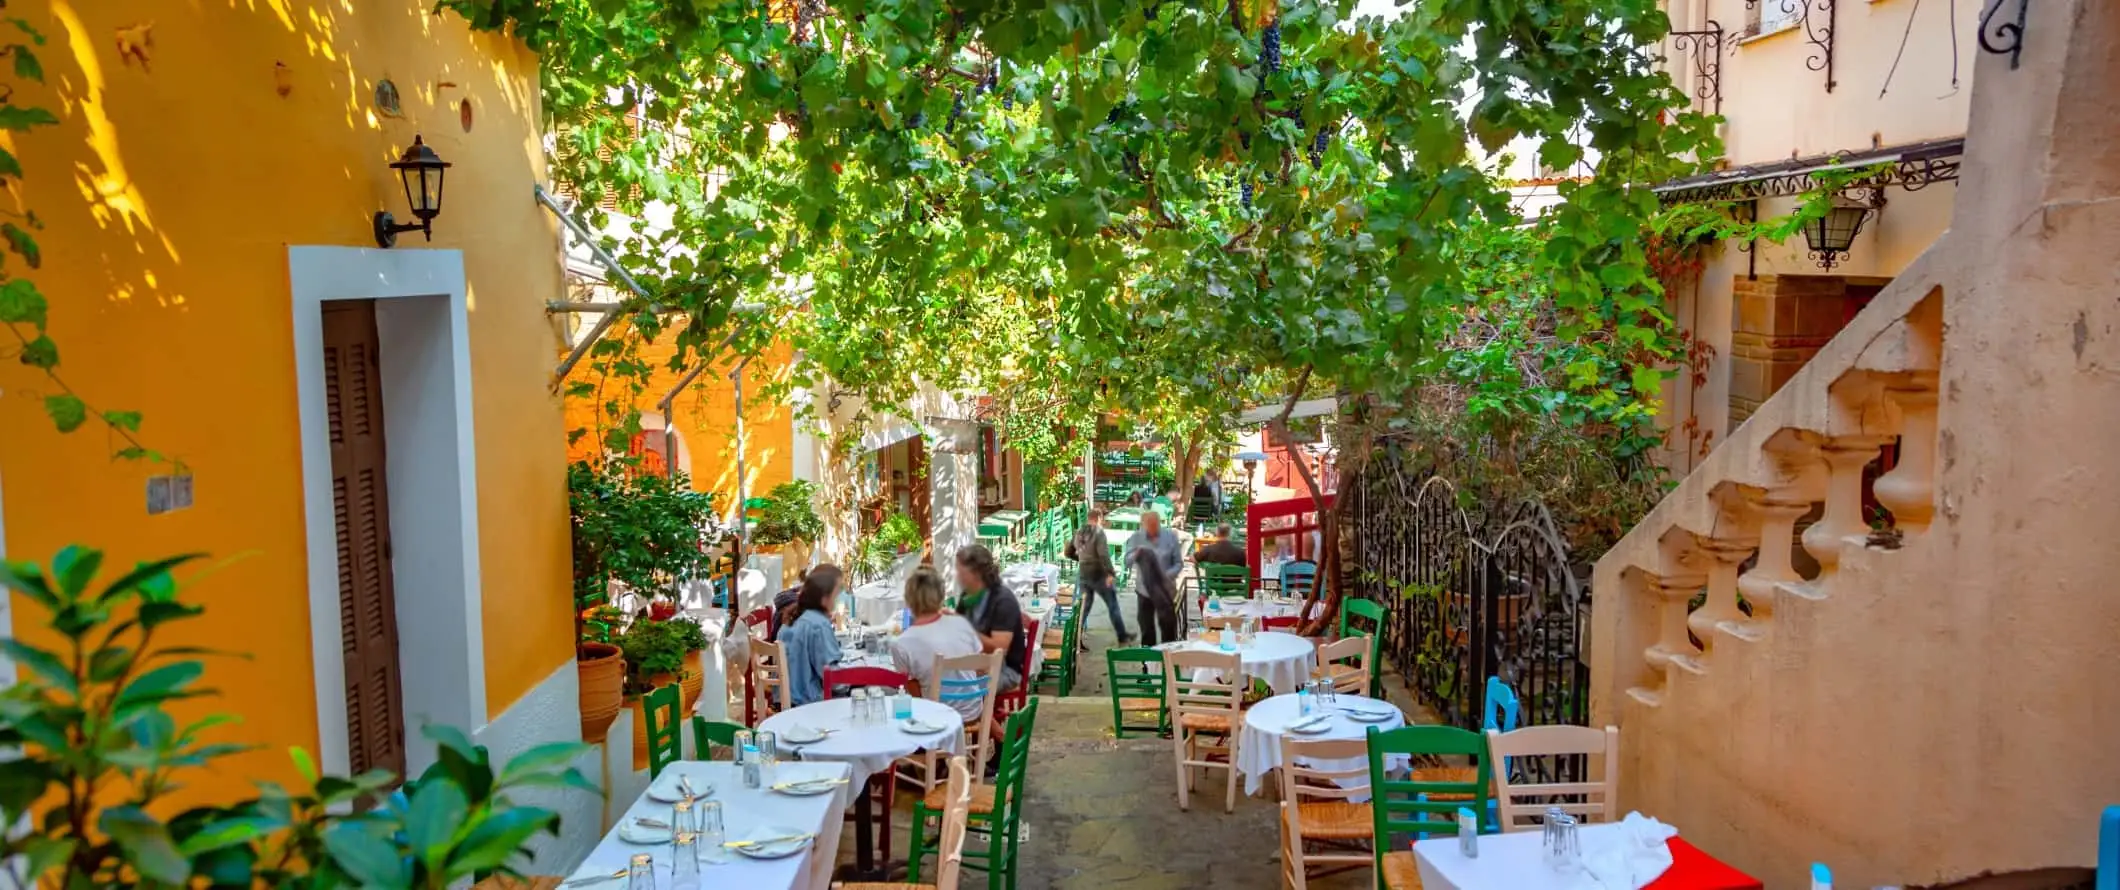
1645, 838, 1764, 890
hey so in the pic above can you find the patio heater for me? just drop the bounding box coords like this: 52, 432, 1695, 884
1235, 449, 1269, 505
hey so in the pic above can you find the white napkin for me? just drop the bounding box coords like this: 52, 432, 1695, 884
1573, 812, 1678, 890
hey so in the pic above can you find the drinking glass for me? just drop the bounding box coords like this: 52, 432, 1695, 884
670, 834, 701, 889
670, 798, 695, 839
626, 853, 657, 890
852, 689, 870, 725
696, 800, 729, 864
732, 730, 753, 763
755, 730, 778, 781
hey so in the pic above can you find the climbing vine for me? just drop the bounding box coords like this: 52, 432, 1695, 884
0, 10, 173, 467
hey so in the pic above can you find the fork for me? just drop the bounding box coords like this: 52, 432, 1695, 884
563, 868, 628, 887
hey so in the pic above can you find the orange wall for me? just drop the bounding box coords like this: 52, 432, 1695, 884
563, 328, 798, 509
0, 0, 573, 795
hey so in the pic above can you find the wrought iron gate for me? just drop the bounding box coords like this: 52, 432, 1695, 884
1348, 442, 1590, 733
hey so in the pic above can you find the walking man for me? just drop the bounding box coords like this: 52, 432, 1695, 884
1124, 510, 1185, 646
1066, 508, 1133, 644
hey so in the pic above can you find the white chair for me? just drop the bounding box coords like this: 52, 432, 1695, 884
1311, 636, 1371, 697
839, 755, 975, 890
1485, 724, 1621, 832
897, 650, 1003, 794
1165, 648, 1244, 813
1276, 736, 1373, 890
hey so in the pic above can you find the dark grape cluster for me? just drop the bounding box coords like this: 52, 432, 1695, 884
907, 109, 926, 130
1123, 151, 1144, 180
1241, 180, 1255, 208
947, 90, 966, 133
1309, 129, 1329, 169
1239, 129, 1252, 151
1261, 22, 1282, 75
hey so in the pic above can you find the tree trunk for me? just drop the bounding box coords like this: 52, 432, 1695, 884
1265, 367, 1341, 636
1173, 436, 1204, 522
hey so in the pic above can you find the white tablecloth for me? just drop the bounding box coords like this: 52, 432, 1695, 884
1175, 630, 1317, 695
1001, 562, 1062, 597
758, 696, 965, 795
565, 760, 849, 890
1415, 822, 1662, 890
1236, 693, 1407, 796
1203, 597, 1304, 621
848, 581, 905, 627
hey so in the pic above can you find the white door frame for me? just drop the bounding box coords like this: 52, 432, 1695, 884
288, 246, 486, 779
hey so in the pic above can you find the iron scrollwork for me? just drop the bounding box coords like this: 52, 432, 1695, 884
1667, 23, 1725, 115
1747, 0, 1837, 93
1979, 0, 2028, 70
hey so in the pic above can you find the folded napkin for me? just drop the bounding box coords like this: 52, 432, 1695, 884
1573, 812, 1679, 890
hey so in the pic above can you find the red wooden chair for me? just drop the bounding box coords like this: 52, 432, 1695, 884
823, 665, 911, 695
996, 617, 1038, 723
1262, 614, 1300, 630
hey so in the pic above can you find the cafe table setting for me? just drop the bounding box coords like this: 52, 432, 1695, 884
1411, 812, 1763, 890
1237, 689, 1407, 796
562, 760, 851, 890
757, 691, 967, 877
1161, 628, 1317, 695
1001, 561, 1062, 598
846, 580, 907, 627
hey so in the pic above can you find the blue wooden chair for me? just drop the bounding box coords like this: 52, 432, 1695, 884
1279, 559, 1319, 599
2099, 806, 2120, 890
1482, 676, 1520, 829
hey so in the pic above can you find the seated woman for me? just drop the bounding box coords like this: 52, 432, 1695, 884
890, 567, 986, 722
778, 565, 844, 707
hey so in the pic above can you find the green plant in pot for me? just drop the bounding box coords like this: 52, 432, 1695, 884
0, 545, 597, 888
617, 617, 689, 696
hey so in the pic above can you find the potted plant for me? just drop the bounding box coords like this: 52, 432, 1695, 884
670, 613, 711, 712
617, 616, 688, 770
751, 479, 824, 585
568, 460, 722, 743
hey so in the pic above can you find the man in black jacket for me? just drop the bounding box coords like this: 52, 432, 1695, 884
1066, 509, 1133, 644
1196, 523, 1246, 568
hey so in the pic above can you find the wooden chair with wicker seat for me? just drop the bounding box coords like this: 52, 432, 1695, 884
1486, 724, 1621, 833
1311, 636, 1373, 697
839, 755, 976, 890
1366, 724, 1493, 889
1164, 648, 1244, 813
747, 635, 791, 725
897, 650, 1004, 794
1276, 736, 1375, 889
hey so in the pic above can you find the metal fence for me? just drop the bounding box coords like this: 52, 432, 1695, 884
1347, 444, 1590, 734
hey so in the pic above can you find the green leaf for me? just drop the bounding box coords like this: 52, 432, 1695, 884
100, 805, 192, 884
0, 104, 55, 130
4, 222, 40, 268
405, 777, 469, 866
101, 409, 142, 432
0, 755, 52, 815
51, 545, 102, 597
322, 820, 410, 886
0, 147, 21, 179
0, 639, 74, 693
0, 279, 45, 328
444, 808, 555, 875
176, 816, 275, 856
497, 740, 589, 783
115, 661, 204, 709
17, 333, 54, 368
96, 553, 204, 605
11, 46, 39, 81
88, 644, 135, 681
0, 558, 57, 607
42, 394, 85, 433
15, 835, 75, 884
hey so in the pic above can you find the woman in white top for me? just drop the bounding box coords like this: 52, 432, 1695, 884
890, 567, 986, 722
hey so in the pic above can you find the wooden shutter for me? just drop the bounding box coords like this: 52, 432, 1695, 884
322, 300, 407, 781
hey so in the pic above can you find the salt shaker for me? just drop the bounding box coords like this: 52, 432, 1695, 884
1456, 807, 1479, 858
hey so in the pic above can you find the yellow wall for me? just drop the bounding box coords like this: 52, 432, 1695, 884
0, 0, 573, 795
562, 327, 798, 510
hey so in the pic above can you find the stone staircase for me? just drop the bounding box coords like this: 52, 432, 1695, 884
1588, 3, 2120, 887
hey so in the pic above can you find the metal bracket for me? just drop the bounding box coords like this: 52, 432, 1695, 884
1978, 0, 2028, 70
1748, 0, 1836, 93
1668, 24, 1725, 115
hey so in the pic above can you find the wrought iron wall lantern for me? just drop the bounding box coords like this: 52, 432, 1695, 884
1804, 188, 1884, 271
374, 135, 451, 248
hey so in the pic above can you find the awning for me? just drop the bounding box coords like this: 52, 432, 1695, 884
1653, 137, 1965, 204
1236, 397, 1339, 426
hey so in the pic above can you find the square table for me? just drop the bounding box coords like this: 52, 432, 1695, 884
1412, 824, 1762, 890
564, 760, 850, 890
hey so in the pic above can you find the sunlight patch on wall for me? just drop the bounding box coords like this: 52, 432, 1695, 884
53, 1, 183, 287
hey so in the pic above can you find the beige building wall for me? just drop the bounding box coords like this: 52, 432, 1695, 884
1594, 3, 2120, 885
1658, 0, 1980, 473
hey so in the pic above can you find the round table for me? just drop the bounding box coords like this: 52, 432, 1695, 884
1237, 692, 1408, 796
759, 696, 965, 879
1001, 562, 1062, 597
1203, 596, 1304, 622
847, 581, 905, 627
1175, 630, 1317, 695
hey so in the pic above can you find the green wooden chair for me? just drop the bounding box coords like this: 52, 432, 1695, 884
642, 683, 684, 779
1340, 596, 1388, 692
690, 716, 743, 761
910, 697, 1041, 889
1194, 562, 1251, 625
1366, 724, 1494, 889
1106, 647, 1169, 738
1033, 603, 1079, 696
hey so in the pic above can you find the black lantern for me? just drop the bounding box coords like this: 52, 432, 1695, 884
373, 135, 451, 248
1803, 190, 1881, 270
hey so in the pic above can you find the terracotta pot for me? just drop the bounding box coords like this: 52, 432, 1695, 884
627, 696, 649, 771
576, 642, 625, 744
680, 650, 705, 713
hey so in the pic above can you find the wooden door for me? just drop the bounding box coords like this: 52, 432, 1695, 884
322, 300, 407, 780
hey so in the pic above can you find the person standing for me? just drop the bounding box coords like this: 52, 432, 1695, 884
1124, 511, 1184, 646
777, 565, 845, 707
1066, 508, 1132, 644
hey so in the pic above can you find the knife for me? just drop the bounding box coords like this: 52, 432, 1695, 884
724, 832, 816, 848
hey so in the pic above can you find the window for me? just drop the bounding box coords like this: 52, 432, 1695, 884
1747, 0, 1803, 37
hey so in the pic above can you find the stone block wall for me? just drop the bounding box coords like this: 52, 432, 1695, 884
1727, 275, 1886, 427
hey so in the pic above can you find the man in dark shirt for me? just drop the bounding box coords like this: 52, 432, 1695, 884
953, 544, 1027, 690
1197, 523, 1246, 567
